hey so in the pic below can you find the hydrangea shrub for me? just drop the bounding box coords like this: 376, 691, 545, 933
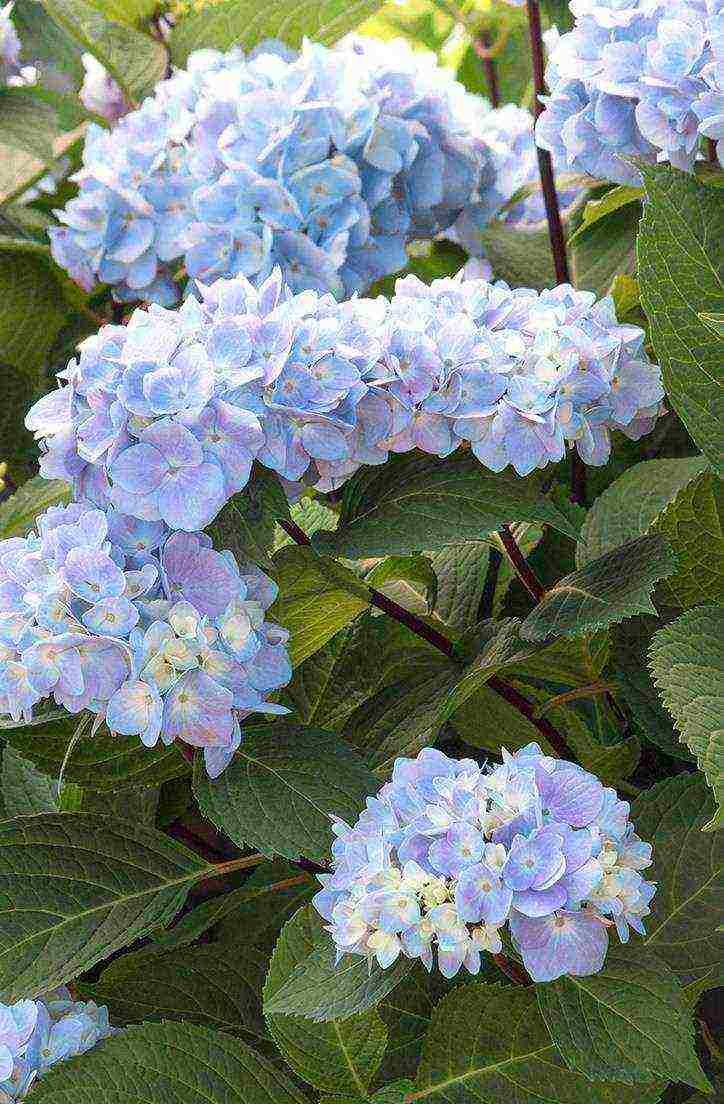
0, 1, 719, 1102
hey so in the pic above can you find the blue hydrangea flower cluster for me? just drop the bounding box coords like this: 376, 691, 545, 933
313, 745, 656, 982
25, 269, 665, 519
0, 3, 21, 85
536, 1, 724, 185
50, 36, 495, 305
0, 989, 114, 1101
0, 500, 291, 777
451, 103, 585, 260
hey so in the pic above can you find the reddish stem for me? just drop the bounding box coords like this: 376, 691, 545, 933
278, 519, 576, 761
498, 525, 545, 602
473, 31, 500, 109
493, 953, 530, 985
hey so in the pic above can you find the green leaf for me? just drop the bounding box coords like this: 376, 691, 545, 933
521, 534, 676, 642
194, 723, 378, 863
637, 163, 724, 476
2, 713, 189, 791
633, 774, 723, 989
429, 541, 490, 632
31, 1020, 308, 1103
578, 456, 707, 565
313, 452, 580, 560
40, 0, 167, 102
169, 0, 385, 67
367, 554, 438, 613
698, 311, 724, 337
613, 615, 691, 761
414, 981, 658, 1103
655, 471, 724, 608
86, 0, 158, 26
13, 0, 85, 90
84, 942, 269, 1041
538, 948, 709, 1090
216, 860, 315, 948
569, 185, 643, 243
610, 273, 641, 319
321, 1084, 415, 1104
1, 747, 57, 816
0, 362, 37, 484
272, 545, 371, 666
438, 618, 532, 723
264, 915, 412, 1023
0, 88, 60, 161
274, 494, 339, 550
80, 786, 159, 823
210, 465, 291, 574
343, 654, 459, 774
0, 251, 71, 377
648, 607, 724, 829
478, 222, 557, 291
265, 904, 388, 1093
281, 615, 426, 731
571, 198, 639, 298
0, 812, 210, 1001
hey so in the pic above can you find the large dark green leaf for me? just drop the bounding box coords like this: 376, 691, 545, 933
538, 949, 709, 1089
414, 982, 662, 1103
0, 813, 209, 1001
2, 713, 189, 791
84, 942, 269, 1042
272, 546, 371, 666
0, 747, 57, 816
31, 1021, 308, 1103
521, 534, 676, 641
655, 470, 724, 608
40, 0, 167, 102
633, 775, 723, 989
169, 0, 385, 66
0, 363, 37, 484
649, 607, 724, 829
578, 457, 707, 566
264, 915, 412, 1023
637, 164, 724, 476
0, 251, 71, 378
264, 905, 388, 1094
312, 452, 580, 560
194, 724, 378, 863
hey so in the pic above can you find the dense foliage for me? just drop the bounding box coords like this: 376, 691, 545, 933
0, 2, 720, 1103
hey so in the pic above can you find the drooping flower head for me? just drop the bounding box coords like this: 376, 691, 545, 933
313, 744, 655, 982
0, 989, 114, 1101
0, 501, 291, 776
50, 36, 495, 304
25, 269, 665, 513
536, 0, 724, 184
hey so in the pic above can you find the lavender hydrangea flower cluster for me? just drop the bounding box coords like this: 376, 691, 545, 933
50, 36, 494, 305
313, 745, 656, 982
25, 268, 665, 521
536, 0, 724, 185
0, 500, 291, 777
0, 989, 113, 1101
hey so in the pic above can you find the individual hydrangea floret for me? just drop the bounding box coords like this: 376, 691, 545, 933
312, 744, 656, 982
0, 989, 114, 1100
536, 1, 724, 185
50, 36, 495, 304
0, 501, 291, 776
26, 269, 665, 503
79, 53, 130, 124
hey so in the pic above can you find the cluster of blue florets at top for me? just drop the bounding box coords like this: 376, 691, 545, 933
536, 0, 724, 185
313, 745, 656, 982
25, 268, 665, 514
49, 36, 498, 305
0, 990, 113, 1101
0, 499, 291, 777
